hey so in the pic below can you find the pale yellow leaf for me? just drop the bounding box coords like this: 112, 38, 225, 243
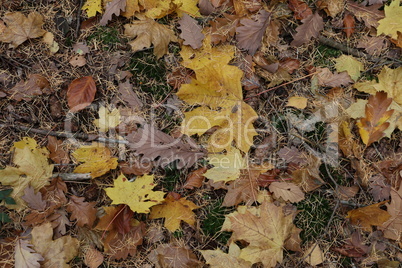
303, 243, 325, 266
334, 55, 364, 81
82, 0, 103, 17
377, 0, 402, 39
287, 96, 308, 109
93, 105, 121, 132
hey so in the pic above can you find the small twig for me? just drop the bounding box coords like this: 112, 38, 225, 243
0, 123, 128, 144
0, 55, 31, 69
52, 173, 91, 180
75, 0, 84, 39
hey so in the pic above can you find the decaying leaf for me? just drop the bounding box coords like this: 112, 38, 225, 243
291, 12, 324, 46
72, 142, 118, 178
347, 201, 391, 231
148, 243, 201, 268
14, 239, 43, 268
105, 173, 165, 213
93, 105, 121, 132
200, 243, 252, 268
150, 192, 199, 231
288, 0, 313, 20
67, 76, 97, 112
356, 91, 394, 146
0, 12, 46, 48
334, 55, 364, 82
356, 36, 387, 56
377, 0, 402, 39
31, 222, 79, 268
99, 0, 127, 26
124, 19, 178, 58
269, 182, 305, 203
8, 74, 50, 102
66, 195, 97, 227
178, 14, 204, 49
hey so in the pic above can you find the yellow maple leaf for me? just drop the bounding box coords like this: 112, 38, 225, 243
121, 0, 140, 18
105, 173, 165, 213
93, 105, 121, 132
72, 142, 118, 178
0, 137, 53, 209
177, 37, 258, 153
82, 0, 103, 17
354, 66, 402, 105
200, 243, 252, 268
377, 0, 402, 39
149, 193, 199, 231
174, 0, 201, 17
203, 147, 246, 183
286, 96, 308, 109
222, 201, 299, 267
142, 0, 200, 18
334, 55, 364, 81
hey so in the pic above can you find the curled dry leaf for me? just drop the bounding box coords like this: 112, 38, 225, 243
183, 166, 207, 189
67, 76, 97, 112
269, 182, 305, 203
84, 247, 104, 268
9, 74, 50, 102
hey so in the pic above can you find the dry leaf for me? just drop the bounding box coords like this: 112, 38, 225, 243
69, 55, 86, 67
381, 184, 402, 240
269, 182, 305, 203
148, 243, 201, 268
288, 0, 313, 20
84, 247, 104, 268
118, 80, 143, 108
291, 13, 324, 46
93, 105, 121, 132
183, 166, 207, 189
22, 185, 47, 211
8, 74, 50, 102
357, 36, 388, 56
99, 0, 126, 26
343, 13, 355, 38
124, 19, 178, 58
316, 0, 344, 17
331, 231, 369, 258
287, 96, 308, 109
67, 76, 97, 112
0, 12, 46, 48
347, 201, 391, 231
47, 136, 70, 165
66, 195, 97, 227
204, 147, 245, 183
369, 175, 391, 201
334, 55, 364, 82
303, 243, 325, 266
314, 67, 353, 87
14, 239, 43, 268
210, 14, 240, 45
150, 192, 199, 231
347, 1, 384, 28
178, 14, 204, 49
377, 0, 402, 39
82, 0, 103, 17
200, 243, 252, 268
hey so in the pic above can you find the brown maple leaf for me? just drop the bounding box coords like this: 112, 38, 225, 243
291, 12, 324, 47
222, 168, 260, 207
66, 195, 97, 228
99, 0, 127, 26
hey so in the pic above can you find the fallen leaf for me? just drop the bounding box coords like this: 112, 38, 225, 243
287, 96, 308, 109
269, 182, 305, 203
72, 42, 90, 55
118, 80, 143, 108
343, 13, 355, 38
99, 0, 127, 26
369, 175, 391, 201
14, 239, 43, 268
356, 36, 387, 56
124, 19, 178, 58
67, 76, 97, 112
82, 0, 103, 17
288, 0, 313, 20
314, 67, 353, 87
200, 242, 252, 268
42, 32, 59, 54
204, 147, 245, 183
316, 0, 344, 17
178, 14, 204, 49
119, 159, 153, 176
47, 136, 70, 165
236, 9, 271, 55
8, 74, 50, 102
22, 185, 47, 211
278, 146, 307, 165
72, 142, 118, 178
0, 12, 46, 48
93, 105, 121, 132
334, 55, 364, 81
66, 195, 97, 227
347, 201, 391, 231
291, 12, 324, 46
331, 231, 369, 257
84, 247, 104, 268
303, 243, 325, 266
347, 1, 384, 28
356, 91, 394, 146
183, 166, 207, 189
210, 13, 240, 45
121, 0, 140, 18
31, 222, 79, 268
0, 137, 53, 209
150, 192, 199, 231
380, 183, 402, 240
377, 0, 402, 39
148, 243, 201, 268
69, 55, 86, 67
105, 173, 165, 213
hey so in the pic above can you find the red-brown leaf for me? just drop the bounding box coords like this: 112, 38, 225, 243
47, 136, 70, 165
183, 166, 207, 189
291, 13, 324, 47
343, 13, 355, 38
66, 195, 97, 227
288, 0, 313, 20
67, 76, 96, 112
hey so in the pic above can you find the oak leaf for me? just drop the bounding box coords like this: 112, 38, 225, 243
269, 182, 305, 203
105, 173, 165, 213
0, 137, 53, 209
72, 142, 118, 178
0, 12, 46, 48
8, 74, 50, 102
66, 195, 97, 227
22, 185, 47, 211
178, 14, 204, 49
31, 222, 79, 268
288, 0, 313, 20
124, 19, 178, 58
200, 243, 252, 268
291, 12, 323, 46
93, 105, 121, 132
334, 55, 364, 81
204, 147, 245, 183
14, 239, 43, 268
67, 76, 97, 112
347, 201, 391, 231
377, 0, 402, 39
347, 1, 384, 28
222, 201, 299, 267
356, 36, 387, 56
99, 0, 127, 26
82, 0, 103, 17
236, 9, 271, 55
150, 192, 199, 231
356, 91, 394, 146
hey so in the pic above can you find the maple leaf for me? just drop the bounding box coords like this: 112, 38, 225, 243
178, 14, 205, 49
148, 243, 201, 267
303, 243, 325, 266
93, 105, 121, 132
105, 173, 165, 213
0, 137, 53, 209
67, 76, 97, 112
291, 12, 323, 46
99, 0, 127, 26
334, 55, 364, 82
356, 91, 394, 146
377, 0, 402, 39
177, 38, 258, 153
347, 1, 384, 28
66, 195, 97, 227
72, 142, 118, 178
354, 66, 402, 105
347, 201, 391, 231
121, 0, 140, 18
380, 183, 402, 240
82, 0, 103, 17
0, 12, 46, 48
204, 147, 246, 183
269, 182, 305, 203
222, 201, 299, 267
8, 74, 50, 102
124, 19, 178, 58
200, 243, 252, 268
149, 192, 199, 231
14, 239, 43, 268
236, 10, 271, 55
31, 222, 79, 268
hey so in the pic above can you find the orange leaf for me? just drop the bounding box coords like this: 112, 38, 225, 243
183, 166, 207, 189
347, 201, 391, 231
343, 13, 355, 38
288, 0, 313, 20
66, 195, 97, 227
67, 76, 96, 112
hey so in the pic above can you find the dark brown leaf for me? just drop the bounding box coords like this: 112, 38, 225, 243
99, 0, 126, 26
66, 195, 97, 227
47, 136, 70, 165
178, 14, 205, 49
120, 159, 153, 176
279, 58, 301, 74
49, 208, 72, 238
114, 205, 134, 235
288, 0, 313, 20
291, 12, 324, 47
8, 74, 50, 101
67, 76, 97, 112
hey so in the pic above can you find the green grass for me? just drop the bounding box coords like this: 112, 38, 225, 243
87, 26, 123, 51
314, 45, 342, 67
162, 163, 181, 191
